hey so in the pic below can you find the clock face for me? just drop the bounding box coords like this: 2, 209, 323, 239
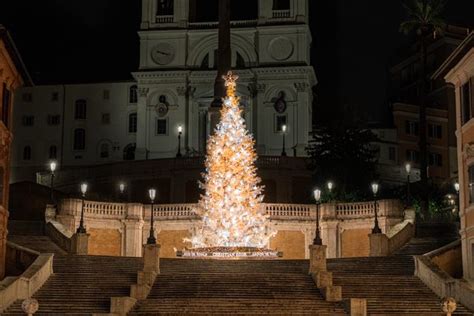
151, 43, 175, 65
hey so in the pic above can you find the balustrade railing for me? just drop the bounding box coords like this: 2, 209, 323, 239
156, 15, 173, 23
272, 9, 291, 18
59, 199, 401, 222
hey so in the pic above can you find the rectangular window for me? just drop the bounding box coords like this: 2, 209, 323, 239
51, 92, 59, 102
157, 0, 174, 15
22, 115, 34, 126
47, 115, 61, 126
22, 92, 32, 102
101, 113, 111, 125
462, 81, 471, 124
129, 113, 137, 133
103, 89, 110, 100
405, 120, 419, 136
406, 149, 419, 163
156, 118, 168, 135
275, 115, 287, 133
388, 147, 396, 161
428, 124, 442, 139
429, 152, 442, 167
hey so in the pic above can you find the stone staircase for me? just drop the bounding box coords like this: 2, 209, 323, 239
130, 259, 347, 315
393, 236, 458, 256
2, 255, 143, 315
327, 256, 472, 315
8, 234, 67, 255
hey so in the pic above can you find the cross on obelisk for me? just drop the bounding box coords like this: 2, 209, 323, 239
209, 0, 231, 133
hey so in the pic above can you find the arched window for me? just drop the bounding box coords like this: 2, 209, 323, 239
49, 145, 57, 159
100, 143, 110, 158
73, 128, 86, 150
123, 143, 136, 161
23, 146, 32, 160
129, 113, 137, 133
129, 85, 138, 104
75, 99, 87, 119
157, 0, 174, 15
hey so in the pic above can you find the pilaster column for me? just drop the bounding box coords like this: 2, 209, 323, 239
250, 83, 266, 154
321, 220, 339, 258
123, 203, 144, 257
136, 87, 150, 160
293, 82, 310, 156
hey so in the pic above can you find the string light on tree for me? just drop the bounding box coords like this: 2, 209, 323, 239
190, 71, 273, 248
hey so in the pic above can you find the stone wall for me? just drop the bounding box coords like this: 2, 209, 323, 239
52, 198, 404, 259
269, 230, 305, 259
87, 228, 122, 256
341, 228, 371, 257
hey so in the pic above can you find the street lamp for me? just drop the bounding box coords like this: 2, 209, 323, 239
327, 181, 334, 201
405, 163, 411, 207
454, 182, 460, 214
147, 188, 157, 244
49, 161, 57, 204
176, 125, 183, 158
281, 124, 287, 157
371, 183, 382, 234
119, 182, 126, 201
77, 182, 88, 233
312, 188, 322, 245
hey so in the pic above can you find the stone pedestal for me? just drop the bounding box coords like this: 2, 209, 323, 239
369, 233, 389, 257
71, 233, 89, 255
143, 244, 160, 273
313, 271, 333, 288
308, 244, 327, 274
321, 285, 342, 302
110, 296, 137, 315
45, 204, 57, 222
130, 283, 151, 300
347, 298, 367, 316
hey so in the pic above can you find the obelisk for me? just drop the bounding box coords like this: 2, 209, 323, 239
209, 0, 231, 133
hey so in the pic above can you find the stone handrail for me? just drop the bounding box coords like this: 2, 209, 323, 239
369, 209, 415, 256
58, 199, 402, 222
414, 240, 474, 311
45, 220, 73, 253
0, 242, 54, 313
264, 204, 312, 219
272, 9, 291, 18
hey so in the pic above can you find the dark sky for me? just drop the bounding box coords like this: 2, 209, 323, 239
1, 0, 473, 124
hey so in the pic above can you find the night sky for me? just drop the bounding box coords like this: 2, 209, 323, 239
0, 0, 473, 125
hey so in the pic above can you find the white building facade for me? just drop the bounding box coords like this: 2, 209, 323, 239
11, 0, 316, 182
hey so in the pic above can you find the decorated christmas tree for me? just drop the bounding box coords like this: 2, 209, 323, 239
190, 71, 272, 249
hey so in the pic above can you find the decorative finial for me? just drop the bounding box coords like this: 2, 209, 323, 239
223, 71, 239, 97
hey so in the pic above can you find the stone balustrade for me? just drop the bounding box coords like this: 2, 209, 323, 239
58, 199, 401, 222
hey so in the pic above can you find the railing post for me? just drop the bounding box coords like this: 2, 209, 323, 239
123, 203, 145, 257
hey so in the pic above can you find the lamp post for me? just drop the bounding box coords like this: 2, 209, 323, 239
147, 188, 157, 244
371, 183, 382, 234
119, 182, 126, 202
405, 163, 411, 207
327, 181, 333, 201
176, 125, 183, 158
454, 182, 460, 215
49, 161, 57, 204
312, 188, 322, 245
281, 124, 287, 157
77, 182, 88, 233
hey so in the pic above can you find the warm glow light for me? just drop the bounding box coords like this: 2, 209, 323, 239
189, 71, 273, 248
281, 124, 287, 133
149, 188, 157, 201
119, 182, 126, 193
178, 125, 183, 134
313, 189, 321, 202
454, 182, 460, 193
50, 161, 57, 172
405, 163, 411, 174
371, 183, 379, 195
80, 183, 88, 195
327, 181, 333, 191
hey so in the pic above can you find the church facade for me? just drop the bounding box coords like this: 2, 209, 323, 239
11, 0, 316, 182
